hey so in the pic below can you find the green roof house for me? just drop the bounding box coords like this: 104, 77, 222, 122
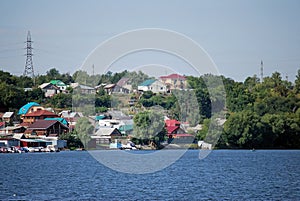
138, 79, 167, 93
50, 80, 67, 91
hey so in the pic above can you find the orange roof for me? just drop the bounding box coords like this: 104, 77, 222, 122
24, 110, 58, 117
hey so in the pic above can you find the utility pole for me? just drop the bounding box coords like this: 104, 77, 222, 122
24, 31, 34, 79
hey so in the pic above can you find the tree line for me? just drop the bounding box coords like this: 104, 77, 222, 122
0, 68, 299, 149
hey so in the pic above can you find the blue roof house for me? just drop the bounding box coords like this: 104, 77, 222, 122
18, 102, 40, 115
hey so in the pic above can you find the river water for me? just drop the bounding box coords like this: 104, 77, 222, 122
0, 150, 299, 200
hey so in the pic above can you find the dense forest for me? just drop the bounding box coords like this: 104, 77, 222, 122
0, 68, 299, 149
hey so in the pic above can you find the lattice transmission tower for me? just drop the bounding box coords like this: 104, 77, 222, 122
24, 31, 34, 78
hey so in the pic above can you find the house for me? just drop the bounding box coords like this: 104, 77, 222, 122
165, 119, 185, 135
159, 74, 187, 91
113, 78, 132, 94
59, 111, 83, 131
0, 126, 26, 135
11, 133, 66, 149
103, 84, 116, 95
50, 80, 67, 91
138, 79, 167, 93
18, 102, 40, 115
71, 83, 96, 94
0, 138, 20, 147
91, 127, 122, 144
24, 120, 69, 137
39, 83, 60, 97
165, 119, 195, 144
2, 112, 14, 123
18, 102, 44, 119
22, 110, 58, 124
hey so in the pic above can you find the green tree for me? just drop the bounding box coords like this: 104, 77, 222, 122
75, 117, 94, 149
133, 110, 165, 145
295, 69, 300, 94
59, 131, 83, 149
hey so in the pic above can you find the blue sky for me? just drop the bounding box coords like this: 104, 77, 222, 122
0, 0, 300, 81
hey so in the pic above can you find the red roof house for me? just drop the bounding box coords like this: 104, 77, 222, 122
23, 110, 58, 124
165, 119, 195, 143
159, 74, 187, 91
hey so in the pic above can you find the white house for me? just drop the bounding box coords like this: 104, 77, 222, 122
138, 79, 167, 93
39, 83, 60, 97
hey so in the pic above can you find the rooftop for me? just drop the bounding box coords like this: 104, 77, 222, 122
3, 112, 14, 118
116, 78, 130, 86
139, 79, 156, 86
27, 120, 68, 130
160, 74, 186, 80
50, 80, 66, 86
104, 84, 116, 89
24, 110, 58, 117
94, 127, 120, 136
165, 119, 181, 127
18, 102, 40, 115
44, 117, 68, 125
